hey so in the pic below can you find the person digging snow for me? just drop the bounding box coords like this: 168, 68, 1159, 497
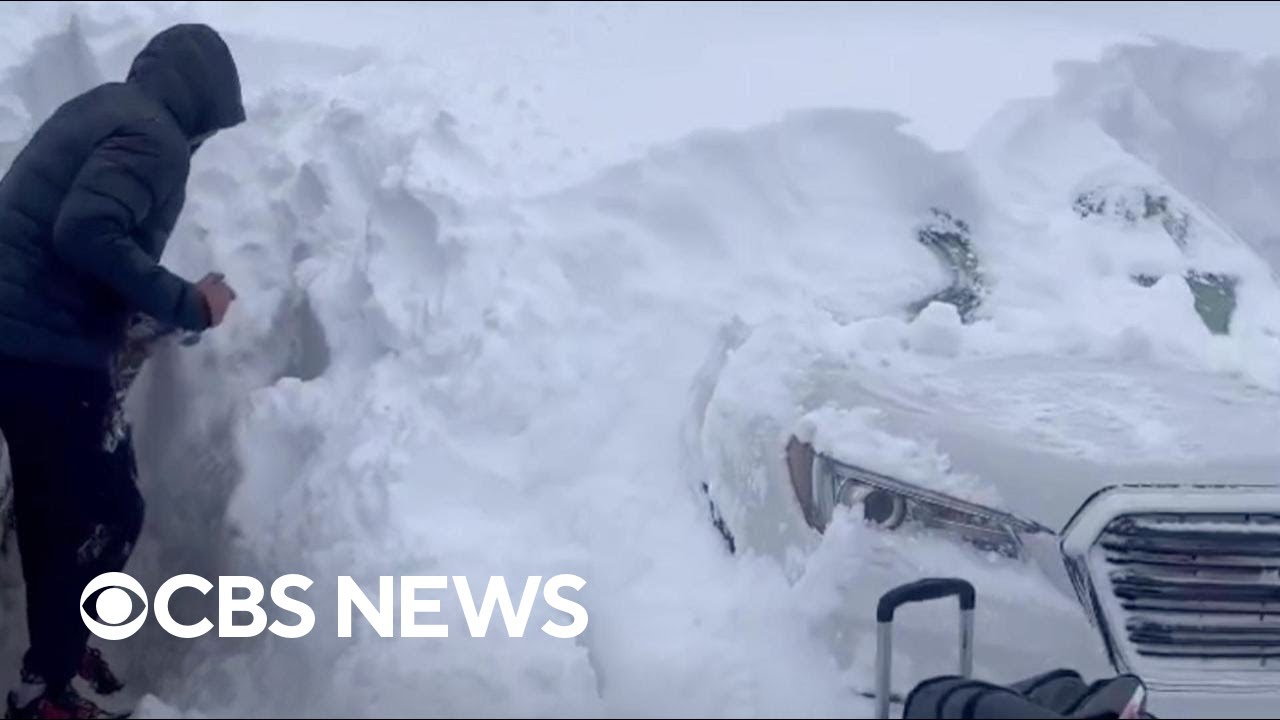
0, 24, 242, 720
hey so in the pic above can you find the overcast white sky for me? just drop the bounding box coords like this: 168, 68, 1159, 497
186, 1, 1280, 169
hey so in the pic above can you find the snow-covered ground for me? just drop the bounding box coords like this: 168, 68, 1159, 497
4, 2, 1280, 717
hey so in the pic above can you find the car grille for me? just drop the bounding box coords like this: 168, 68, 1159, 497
1100, 512, 1280, 667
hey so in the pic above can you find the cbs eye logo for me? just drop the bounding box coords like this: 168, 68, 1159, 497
80, 572, 148, 640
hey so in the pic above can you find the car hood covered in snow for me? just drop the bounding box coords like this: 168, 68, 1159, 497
695, 310, 1280, 567
798, 353, 1280, 532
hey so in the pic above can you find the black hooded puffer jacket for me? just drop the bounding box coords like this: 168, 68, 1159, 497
0, 24, 244, 369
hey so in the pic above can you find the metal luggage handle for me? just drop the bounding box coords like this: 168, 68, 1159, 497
875, 578, 976, 719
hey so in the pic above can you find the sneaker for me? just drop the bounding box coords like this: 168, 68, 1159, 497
76, 649, 123, 697
4, 667, 44, 719
5, 685, 126, 720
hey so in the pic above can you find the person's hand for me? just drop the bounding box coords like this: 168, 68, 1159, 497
195, 272, 236, 327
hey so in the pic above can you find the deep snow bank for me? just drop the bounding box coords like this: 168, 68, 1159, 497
4, 5, 1280, 719
0, 7, 916, 718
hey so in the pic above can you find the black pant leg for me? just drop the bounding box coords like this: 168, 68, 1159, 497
0, 358, 141, 692
9, 445, 78, 691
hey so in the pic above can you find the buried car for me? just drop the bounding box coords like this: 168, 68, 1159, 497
789, 355, 1280, 707
695, 339, 1280, 717
688, 186, 1280, 718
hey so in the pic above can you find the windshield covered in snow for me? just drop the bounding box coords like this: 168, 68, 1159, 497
912, 185, 1247, 336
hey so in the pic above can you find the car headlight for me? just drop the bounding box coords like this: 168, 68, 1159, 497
787, 437, 1052, 559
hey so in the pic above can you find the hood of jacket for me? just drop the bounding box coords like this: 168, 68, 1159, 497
127, 23, 245, 139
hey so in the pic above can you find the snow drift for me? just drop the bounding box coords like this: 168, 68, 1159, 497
3, 4, 1280, 718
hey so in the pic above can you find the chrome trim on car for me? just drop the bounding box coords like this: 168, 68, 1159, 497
1061, 484, 1280, 694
